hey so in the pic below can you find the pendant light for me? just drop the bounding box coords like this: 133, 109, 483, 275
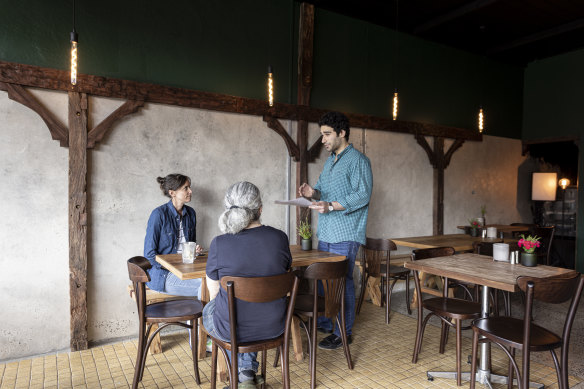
70, 0, 78, 85
477, 26, 486, 133
392, 0, 399, 120
267, 65, 274, 107
392, 90, 399, 121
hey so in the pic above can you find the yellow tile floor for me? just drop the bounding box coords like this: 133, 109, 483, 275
1, 302, 582, 388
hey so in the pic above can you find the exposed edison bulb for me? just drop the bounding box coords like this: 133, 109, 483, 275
559, 178, 570, 190
267, 65, 274, 107
70, 31, 78, 85
392, 91, 398, 120
478, 107, 484, 133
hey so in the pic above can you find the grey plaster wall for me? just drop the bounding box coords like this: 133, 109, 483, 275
0, 90, 528, 361
0, 89, 69, 359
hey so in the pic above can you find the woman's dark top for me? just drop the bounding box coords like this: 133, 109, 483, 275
206, 225, 292, 342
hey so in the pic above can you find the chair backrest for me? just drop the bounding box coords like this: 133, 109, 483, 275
220, 272, 299, 346
533, 226, 555, 265
410, 247, 455, 300
303, 259, 349, 320
516, 273, 584, 389
127, 256, 152, 316
473, 241, 494, 256
411, 247, 455, 261
361, 238, 397, 277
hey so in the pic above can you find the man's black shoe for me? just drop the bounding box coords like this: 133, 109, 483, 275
318, 334, 352, 350
317, 326, 333, 334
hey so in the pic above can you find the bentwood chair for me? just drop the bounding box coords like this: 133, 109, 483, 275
356, 238, 411, 324
411, 247, 481, 386
207, 272, 299, 389
533, 226, 555, 265
470, 273, 584, 389
127, 256, 204, 389
510, 223, 538, 238
285, 259, 353, 389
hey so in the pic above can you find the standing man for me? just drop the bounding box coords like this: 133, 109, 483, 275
299, 111, 373, 350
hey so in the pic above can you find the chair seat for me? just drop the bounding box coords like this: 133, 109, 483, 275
380, 265, 410, 277
145, 299, 204, 322
423, 297, 481, 320
293, 294, 325, 316
472, 317, 562, 351
210, 332, 285, 354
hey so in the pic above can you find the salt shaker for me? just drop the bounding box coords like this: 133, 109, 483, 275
510, 251, 519, 264
481, 228, 487, 238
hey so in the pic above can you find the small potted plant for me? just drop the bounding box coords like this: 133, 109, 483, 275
479, 204, 487, 226
298, 219, 313, 251
469, 218, 482, 237
518, 234, 541, 267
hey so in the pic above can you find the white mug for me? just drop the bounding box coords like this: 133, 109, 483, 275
487, 227, 497, 238
493, 243, 509, 262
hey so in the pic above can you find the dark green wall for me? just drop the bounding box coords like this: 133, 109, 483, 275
0, 0, 296, 101
0, 0, 524, 137
311, 9, 523, 137
523, 49, 584, 139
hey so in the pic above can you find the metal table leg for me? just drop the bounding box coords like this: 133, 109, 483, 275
426, 285, 543, 388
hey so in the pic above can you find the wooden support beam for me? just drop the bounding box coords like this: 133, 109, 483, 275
88, 99, 144, 148
262, 115, 300, 161
433, 137, 445, 236
0, 82, 68, 146
307, 135, 323, 162
68, 91, 88, 351
0, 60, 481, 141
296, 2, 315, 242
415, 135, 465, 235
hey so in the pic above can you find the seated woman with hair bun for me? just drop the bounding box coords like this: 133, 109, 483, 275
203, 181, 292, 387
143, 173, 203, 297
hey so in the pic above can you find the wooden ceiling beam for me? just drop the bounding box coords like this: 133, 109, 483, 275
414, 0, 500, 34
488, 17, 584, 54
0, 60, 480, 141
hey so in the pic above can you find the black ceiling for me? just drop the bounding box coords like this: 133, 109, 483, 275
303, 0, 584, 66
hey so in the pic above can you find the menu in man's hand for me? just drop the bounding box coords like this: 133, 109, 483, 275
275, 197, 313, 207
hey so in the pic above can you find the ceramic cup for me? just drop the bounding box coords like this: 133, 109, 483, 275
487, 227, 497, 238
493, 243, 509, 262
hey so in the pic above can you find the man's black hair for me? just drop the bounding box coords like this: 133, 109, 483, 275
319, 111, 350, 140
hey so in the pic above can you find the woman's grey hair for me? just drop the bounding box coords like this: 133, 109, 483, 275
218, 181, 262, 234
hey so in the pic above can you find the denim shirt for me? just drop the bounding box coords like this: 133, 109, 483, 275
144, 200, 197, 291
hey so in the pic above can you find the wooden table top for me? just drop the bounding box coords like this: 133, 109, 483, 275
391, 233, 513, 252
156, 245, 346, 280
405, 253, 577, 292
456, 224, 530, 233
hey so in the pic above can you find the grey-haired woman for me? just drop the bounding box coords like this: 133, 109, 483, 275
204, 182, 291, 386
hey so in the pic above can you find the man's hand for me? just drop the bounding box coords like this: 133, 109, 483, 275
299, 183, 315, 198
195, 244, 204, 254
309, 201, 329, 214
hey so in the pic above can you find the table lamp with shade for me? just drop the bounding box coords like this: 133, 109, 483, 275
532, 172, 557, 227
532, 172, 557, 201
